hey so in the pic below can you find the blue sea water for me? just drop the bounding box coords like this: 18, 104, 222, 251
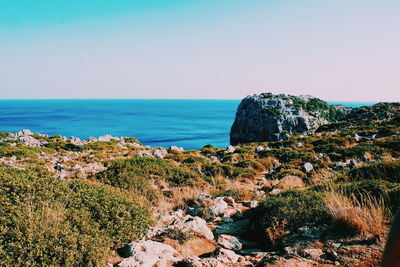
0, 100, 375, 150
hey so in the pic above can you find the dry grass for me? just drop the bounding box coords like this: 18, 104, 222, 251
157, 186, 209, 213
324, 191, 386, 240
278, 175, 305, 190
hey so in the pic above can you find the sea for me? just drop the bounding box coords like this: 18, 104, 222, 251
0, 100, 375, 150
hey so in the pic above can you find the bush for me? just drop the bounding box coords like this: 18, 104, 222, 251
348, 160, 400, 183
253, 190, 331, 248
0, 166, 153, 266
97, 156, 203, 198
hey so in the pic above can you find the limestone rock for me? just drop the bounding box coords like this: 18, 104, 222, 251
213, 248, 240, 263
303, 162, 313, 173
118, 240, 180, 267
217, 234, 242, 251
230, 93, 345, 145
171, 215, 214, 240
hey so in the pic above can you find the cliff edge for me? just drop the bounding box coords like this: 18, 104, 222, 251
230, 93, 350, 145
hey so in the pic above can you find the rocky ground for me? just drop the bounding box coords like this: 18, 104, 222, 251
1, 95, 399, 266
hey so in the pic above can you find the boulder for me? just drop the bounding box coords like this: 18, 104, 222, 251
302, 248, 324, 260
303, 162, 313, 173
213, 248, 240, 263
118, 240, 180, 267
230, 93, 344, 144
153, 148, 168, 158
172, 215, 214, 240
217, 235, 242, 251
226, 145, 236, 153
170, 146, 184, 152
18, 136, 41, 147
209, 197, 229, 216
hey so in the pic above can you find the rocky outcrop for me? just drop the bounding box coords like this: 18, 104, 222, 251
230, 93, 350, 145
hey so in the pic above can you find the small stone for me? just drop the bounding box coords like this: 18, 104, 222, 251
303, 162, 314, 173
227, 145, 236, 153
217, 235, 242, 251
302, 248, 324, 260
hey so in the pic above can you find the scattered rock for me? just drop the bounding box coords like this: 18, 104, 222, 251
118, 240, 180, 267
302, 248, 324, 260
303, 162, 313, 173
170, 146, 184, 152
153, 148, 168, 158
227, 145, 236, 153
172, 215, 214, 240
213, 248, 240, 263
217, 234, 242, 251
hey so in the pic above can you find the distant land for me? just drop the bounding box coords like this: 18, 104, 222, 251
0, 99, 376, 150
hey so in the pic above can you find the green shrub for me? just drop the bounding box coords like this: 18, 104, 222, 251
253, 190, 331, 248
348, 160, 400, 183
0, 166, 152, 266
202, 164, 256, 179
97, 156, 202, 196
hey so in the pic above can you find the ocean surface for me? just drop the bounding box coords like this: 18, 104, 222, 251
0, 100, 375, 150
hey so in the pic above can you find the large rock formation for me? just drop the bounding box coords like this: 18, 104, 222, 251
230, 93, 350, 145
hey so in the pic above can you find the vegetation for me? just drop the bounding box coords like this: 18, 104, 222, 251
0, 166, 153, 266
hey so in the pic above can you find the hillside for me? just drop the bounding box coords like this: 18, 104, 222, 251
0, 98, 399, 266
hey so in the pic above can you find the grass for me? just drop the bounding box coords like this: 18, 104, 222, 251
324, 191, 386, 240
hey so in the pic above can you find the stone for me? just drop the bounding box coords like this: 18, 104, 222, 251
302, 248, 324, 260
18, 136, 42, 147
217, 235, 242, 251
269, 188, 282, 195
171, 215, 214, 240
230, 93, 346, 145
296, 142, 303, 148
209, 197, 229, 216
284, 246, 298, 257
118, 240, 180, 267
227, 145, 236, 153
303, 162, 313, 173
213, 248, 240, 263
153, 148, 168, 158
98, 135, 115, 142
170, 145, 184, 152
215, 219, 250, 235
255, 146, 265, 152
242, 200, 259, 208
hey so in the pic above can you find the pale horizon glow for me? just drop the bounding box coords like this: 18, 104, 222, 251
0, 0, 399, 102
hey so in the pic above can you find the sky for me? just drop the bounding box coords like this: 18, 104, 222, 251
0, 0, 399, 101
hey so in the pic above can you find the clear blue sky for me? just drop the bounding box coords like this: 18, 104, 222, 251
0, 0, 399, 101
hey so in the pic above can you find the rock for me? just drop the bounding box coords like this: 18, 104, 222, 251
69, 137, 83, 146
302, 248, 324, 260
172, 215, 214, 240
13, 129, 33, 138
215, 219, 250, 235
227, 145, 236, 153
170, 145, 184, 152
18, 136, 42, 147
303, 162, 313, 173
269, 188, 282, 195
242, 200, 259, 208
118, 240, 180, 267
153, 148, 168, 158
209, 197, 229, 216
255, 146, 265, 152
137, 151, 152, 157
230, 93, 343, 145
296, 142, 303, 148
158, 209, 184, 225
177, 257, 225, 267
284, 246, 298, 257
213, 248, 240, 263
97, 134, 121, 142
217, 235, 242, 251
